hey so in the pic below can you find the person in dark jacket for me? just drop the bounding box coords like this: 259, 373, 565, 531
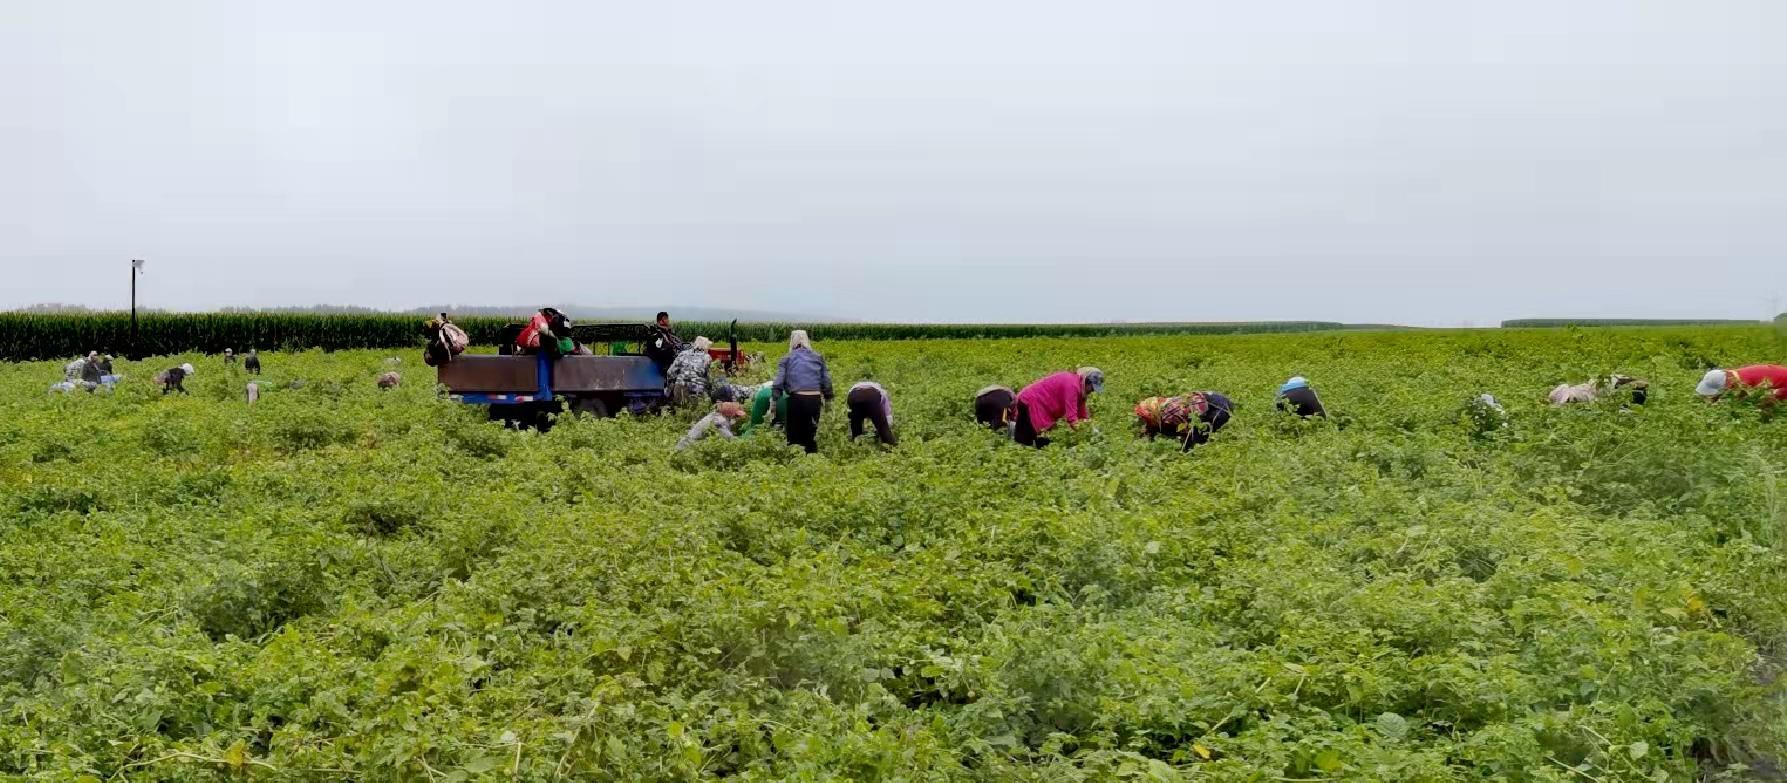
78, 352, 103, 386
645, 312, 684, 376
160, 363, 194, 395
846, 381, 896, 446
1276, 376, 1325, 418
244, 350, 262, 375
771, 330, 833, 453
974, 385, 1017, 432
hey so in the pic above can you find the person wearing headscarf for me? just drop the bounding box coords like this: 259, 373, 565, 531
1548, 374, 1648, 406
666, 336, 715, 407
771, 330, 833, 453
1276, 376, 1326, 417
224, 348, 237, 366
377, 371, 402, 389
1012, 367, 1103, 448
78, 351, 103, 387
676, 402, 748, 450
1135, 391, 1234, 451
846, 381, 896, 446
62, 355, 90, 388
244, 349, 262, 375
974, 385, 1017, 432
1697, 365, 1787, 403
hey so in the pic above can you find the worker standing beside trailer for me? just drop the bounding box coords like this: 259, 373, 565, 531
646, 312, 684, 376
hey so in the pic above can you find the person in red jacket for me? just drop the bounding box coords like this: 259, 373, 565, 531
1012, 367, 1103, 447
1697, 364, 1787, 402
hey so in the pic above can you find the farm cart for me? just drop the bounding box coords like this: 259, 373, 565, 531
704, 320, 749, 375
438, 323, 666, 429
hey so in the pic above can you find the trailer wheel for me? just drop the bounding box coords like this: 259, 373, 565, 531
568, 396, 611, 418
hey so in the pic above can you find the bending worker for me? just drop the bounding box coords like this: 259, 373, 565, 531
974, 385, 1017, 432
1697, 364, 1787, 403
1549, 374, 1648, 406
1276, 376, 1326, 417
1012, 367, 1103, 447
771, 330, 833, 453
1135, 391, 1234, 451
846, 380, 896, 446
676, 402, 748, 450
666, 337, 715, 406
740, 382, 788, 436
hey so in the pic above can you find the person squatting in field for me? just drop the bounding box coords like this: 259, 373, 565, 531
1276, 376, 1326, 417
846, 381, 896, 446
1134, 391, 1234, 451
1012, 367, 1103, 448
676, 402, 748, 449
666, 337, 715, 407
974, 385, 1018, 432
772, 330, 833, 453
1697, 364, 1787, 403
1549, 374, 1648, 406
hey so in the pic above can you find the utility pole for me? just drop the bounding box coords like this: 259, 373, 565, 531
130, 259, 144, 356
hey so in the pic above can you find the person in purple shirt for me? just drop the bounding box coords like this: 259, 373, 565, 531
846, 381, 896, 446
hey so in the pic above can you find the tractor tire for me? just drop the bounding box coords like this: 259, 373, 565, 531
568, 396, 611, 418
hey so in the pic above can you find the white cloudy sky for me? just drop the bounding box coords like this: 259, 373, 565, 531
2, 1, 1783, 325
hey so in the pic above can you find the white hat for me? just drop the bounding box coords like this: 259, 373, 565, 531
1696, 369, 1727, 398
180, 363, 195, 374
1076, 367, 1105, 392
692, 336, 713, 352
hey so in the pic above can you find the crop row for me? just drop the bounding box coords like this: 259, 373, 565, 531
0, 313, 1371, 360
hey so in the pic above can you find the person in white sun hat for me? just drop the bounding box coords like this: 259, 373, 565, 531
158, 363, 195, 395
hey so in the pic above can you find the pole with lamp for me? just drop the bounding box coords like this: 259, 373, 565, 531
130, 259, 145, 357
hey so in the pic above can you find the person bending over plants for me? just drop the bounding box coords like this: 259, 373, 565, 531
1013, 367, 1102, 448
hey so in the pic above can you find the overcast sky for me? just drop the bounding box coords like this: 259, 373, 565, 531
2, 1, 1783, 325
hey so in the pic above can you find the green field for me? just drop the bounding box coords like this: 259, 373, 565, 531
2, 327, 1785, 780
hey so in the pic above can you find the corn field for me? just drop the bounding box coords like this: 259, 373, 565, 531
0, 313, 1367, 360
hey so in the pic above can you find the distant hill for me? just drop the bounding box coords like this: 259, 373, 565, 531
1501, 318, 1763, 328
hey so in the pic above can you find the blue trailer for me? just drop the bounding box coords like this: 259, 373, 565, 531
438, 323, 667, 429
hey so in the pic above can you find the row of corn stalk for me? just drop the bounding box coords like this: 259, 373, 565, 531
0, 313, 1359, 360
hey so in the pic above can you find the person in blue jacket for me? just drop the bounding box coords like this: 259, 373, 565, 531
771, 330, 833, 453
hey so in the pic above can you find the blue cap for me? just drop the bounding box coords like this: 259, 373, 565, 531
1279, 376, 1309, 394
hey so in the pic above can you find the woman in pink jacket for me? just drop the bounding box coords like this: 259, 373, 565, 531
1013, 367, 1104, 447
